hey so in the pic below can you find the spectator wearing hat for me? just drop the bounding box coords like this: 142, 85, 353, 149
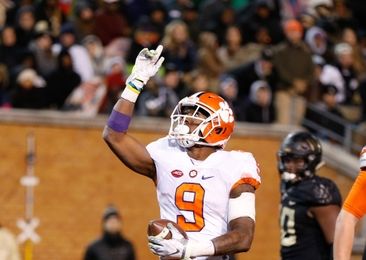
272, 19, 314, 125
11, 68, 49, 109
52, 23, 94, 82
83, 205, 136, 260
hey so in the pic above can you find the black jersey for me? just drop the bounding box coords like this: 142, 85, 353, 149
280, 176, 342, 260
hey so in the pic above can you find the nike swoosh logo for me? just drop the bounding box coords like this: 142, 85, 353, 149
167, 249, 180, 256
202, 175, 214, 180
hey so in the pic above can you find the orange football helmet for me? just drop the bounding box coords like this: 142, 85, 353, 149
168, 92, 235, 148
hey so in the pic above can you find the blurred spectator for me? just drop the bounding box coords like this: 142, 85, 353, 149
218, 76, 245, 121
196, 31, 223, 92
0, 64, 10, 107
299, 11, 317, 33
72, 2, 96, 42
181, 4, 200, 43
238, 0, 283, 45
340, 27, 366, 78
29, 21, 57, 78
14, 5, 36, 49
161, 20, 197, 73
82, 35, 107, 77
136, 76, 179, 117
160, 63, 188, 100
305, 26, 329, 57
83, 205, 136, 260
0, 0, 14, 27
311, 55, 345, 103
126, 17, 161, 66
63, 76, 106, 116
307, 84, 345, 140
315, 83, 344, 118
211, 6, 236, 46
185, 69, 210, 95
146, 2, 168, 37
273, 19, 314, 124
53, 23, 94, 82
34, 0, 67, 38
100, 57, 125, 113
280, 0, 309, 20
333, 0, 357, 30
198, 0, 231, 34
46, 50, 81, 109
242, 80, 276, 123
309, 0, 338, 39
218, 25, 253, 70
94, 0, 131, 46
11, 68, 48, 109
334, 42, 360, 105
0, 223, 21, 260
226, 47, 276, 101
0, 26, 20, 73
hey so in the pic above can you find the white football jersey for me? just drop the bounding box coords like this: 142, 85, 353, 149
146, 137, 261, 260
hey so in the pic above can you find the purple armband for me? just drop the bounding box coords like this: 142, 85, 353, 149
107, 110, 131, 132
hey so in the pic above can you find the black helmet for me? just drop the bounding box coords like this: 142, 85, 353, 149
278, 131, 322, 183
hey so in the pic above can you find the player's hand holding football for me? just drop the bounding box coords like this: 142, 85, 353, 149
148, 223, 191, 260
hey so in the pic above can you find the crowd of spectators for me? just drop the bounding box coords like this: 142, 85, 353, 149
0, 0, 366, 132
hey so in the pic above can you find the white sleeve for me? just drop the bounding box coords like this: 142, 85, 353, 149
228, 151, 261, 190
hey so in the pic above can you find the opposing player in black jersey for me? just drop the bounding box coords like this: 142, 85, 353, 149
277, 131, 342, 260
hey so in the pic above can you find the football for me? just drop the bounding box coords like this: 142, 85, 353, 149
147, 219, 188, 239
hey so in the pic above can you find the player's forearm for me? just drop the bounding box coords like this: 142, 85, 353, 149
334, 210, 358, 260
212, 218, 255, 255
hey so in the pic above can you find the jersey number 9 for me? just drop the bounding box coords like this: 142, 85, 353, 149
175, 183, 205, 232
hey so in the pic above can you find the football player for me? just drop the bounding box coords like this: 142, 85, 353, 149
277, 131, 341, 260
334, 146, 366, 260
103, 45, 261, 259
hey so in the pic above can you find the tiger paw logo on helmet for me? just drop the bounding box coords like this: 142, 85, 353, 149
218, 101, 234, 123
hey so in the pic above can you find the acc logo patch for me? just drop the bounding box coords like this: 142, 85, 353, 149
171, 170, 183, 178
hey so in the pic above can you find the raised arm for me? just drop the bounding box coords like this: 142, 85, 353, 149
103, 45, 164, 180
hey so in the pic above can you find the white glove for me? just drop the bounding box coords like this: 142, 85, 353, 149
121, 45, 164, 103
148, 223, 191, 260
360, 146, 366, 169
127, 45, 165, 86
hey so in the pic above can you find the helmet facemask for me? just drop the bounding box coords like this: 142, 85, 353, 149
169, 97, 225, 148
278, 152, 315, 183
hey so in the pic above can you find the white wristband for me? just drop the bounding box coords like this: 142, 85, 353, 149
185, 240, 215, 258
121, 80, 144, 103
